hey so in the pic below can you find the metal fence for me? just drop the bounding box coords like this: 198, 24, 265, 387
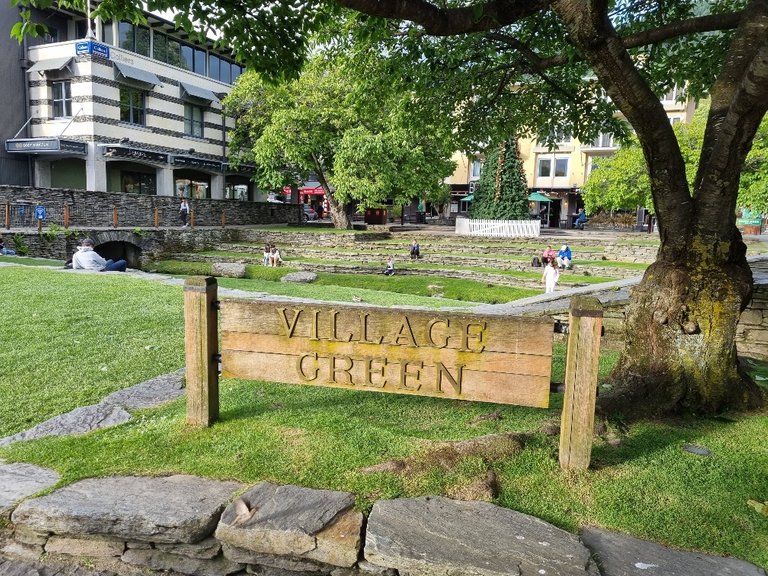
455, 217, 541, 238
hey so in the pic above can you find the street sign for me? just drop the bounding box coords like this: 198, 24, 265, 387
35, 205, 46, 220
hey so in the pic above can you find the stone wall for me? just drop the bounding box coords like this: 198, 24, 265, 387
737, 283, 768, 360
0, 186, 301, 229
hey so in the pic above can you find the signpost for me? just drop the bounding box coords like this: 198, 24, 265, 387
184, 278, 603, 470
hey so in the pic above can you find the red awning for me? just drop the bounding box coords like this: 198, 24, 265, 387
300, 186, 324, 195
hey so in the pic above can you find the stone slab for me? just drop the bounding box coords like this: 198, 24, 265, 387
121, 548, 243, 576
12, 475, 243, 544
0, 405, 131, 448
216, 482, 362, 568
0, 461, 60, 519
45, 536, 124, 558
212, 262, 247, 278
580, 527, 767, 576
364, 496, 598, 576
101, 369, 185, 409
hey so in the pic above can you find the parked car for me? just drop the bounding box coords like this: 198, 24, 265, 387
303, 204, 318, 221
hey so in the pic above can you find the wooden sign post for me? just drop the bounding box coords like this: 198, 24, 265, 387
559, 296, 603, 470
184, 277, 219, 426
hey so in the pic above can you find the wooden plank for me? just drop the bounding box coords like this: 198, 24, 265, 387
219, 299, 553, 408
184, 277, 219, 426
222, 350, 551, 407
220, 300, 553, 355
559, 296, 603, 470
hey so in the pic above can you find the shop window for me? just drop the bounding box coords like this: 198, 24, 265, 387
225, 184, 249, 200
184, 104, 204, 138
121, 171, 156, 194
52, 81, 72, 118
176, 178, 210, 199
120, 87, 146, 125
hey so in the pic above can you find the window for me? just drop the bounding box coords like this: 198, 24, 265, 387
180, 43, 206, 75
670, 116, 683, 125
471, 159, 482, 178
118, 21, 150, 56
555, 158, 568, 177
121, 171, 156, 194
591, 133, 615, 148
102, 21, 114, 45
208, 55, 220, 82
120, 87, 146, 125
52, 81, 72, 118
663, 85, 680, 102
537, 158, 551, 178
184, 104, 204, 138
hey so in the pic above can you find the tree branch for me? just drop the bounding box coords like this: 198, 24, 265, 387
488, 11, 745, 71
334, 0, 549, 36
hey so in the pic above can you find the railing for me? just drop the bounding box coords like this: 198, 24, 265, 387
455, 217, 541, 237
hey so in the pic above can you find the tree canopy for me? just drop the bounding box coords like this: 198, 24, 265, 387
224, 57, 457, 227
582, 104, 768, 216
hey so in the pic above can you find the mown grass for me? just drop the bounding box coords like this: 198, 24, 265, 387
148, 260, 540, 305
1, 265, 766, 568
0, 255, 64, 266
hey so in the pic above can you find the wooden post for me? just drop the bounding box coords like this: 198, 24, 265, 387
221, 209, 226, 228
112, 206, 118, 228
154, 207, 159, 227
190, 208, 195, 228
559, 296, 603, 470
63, 204, 70, 229
37, 218, 42, 234
184, 276, 219, 426
5, 202, 9, 229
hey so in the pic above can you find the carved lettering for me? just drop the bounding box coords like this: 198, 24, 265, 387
278, 308, 302, 338
427, 319, 450, 348
364, 357, 388, 387
297, 353, 319, 381
462, 322, 487, 352
399, 361, 423, 390
393, 317, 418, 347
435, 363, 463, 394
330, 355, 354, 384
359, 312, 384, 344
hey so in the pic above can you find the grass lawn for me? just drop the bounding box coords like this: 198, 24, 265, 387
1, 264, 766, 567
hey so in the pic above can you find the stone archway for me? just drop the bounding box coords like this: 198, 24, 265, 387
90, 230, 145, 268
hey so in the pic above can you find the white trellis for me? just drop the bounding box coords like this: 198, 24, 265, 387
455, 217, 541, 238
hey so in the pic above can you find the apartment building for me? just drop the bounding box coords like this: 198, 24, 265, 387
447, 89, 696, 227
1, 4, 256, 200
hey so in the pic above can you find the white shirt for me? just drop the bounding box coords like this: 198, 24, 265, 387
72, 247, 106, 271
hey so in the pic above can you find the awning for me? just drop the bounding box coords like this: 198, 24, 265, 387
27, 57, 73, 74
180, 82, 219, 104
462, 194, 474, 202
113, 61, 161, 87
528, 192, 552, 203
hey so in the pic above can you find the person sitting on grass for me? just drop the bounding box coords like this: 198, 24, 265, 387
541, 245, 555, 264
383, 256, 395, 276
72, 239, 128, 272
556, 244, 572, 270
269, 246, 283, 267
410, 239, 420, 259
0, 236, 16, 256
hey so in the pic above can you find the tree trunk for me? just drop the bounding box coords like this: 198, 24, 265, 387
327, 193, 352, 229
600, 232, 763, 418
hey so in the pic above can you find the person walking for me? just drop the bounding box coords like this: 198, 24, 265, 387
542, 258, 560, 293
179, 198, 190, 227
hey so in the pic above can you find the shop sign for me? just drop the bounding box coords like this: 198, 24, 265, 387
172, 156, 223, 172
103, 146, 167, 163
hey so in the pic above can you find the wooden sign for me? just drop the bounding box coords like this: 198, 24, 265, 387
220, 300, 553, 408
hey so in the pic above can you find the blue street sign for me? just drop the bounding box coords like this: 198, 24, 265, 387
18, 206, 25, 216
35, 205, 45, 220
75, 40, 110, 59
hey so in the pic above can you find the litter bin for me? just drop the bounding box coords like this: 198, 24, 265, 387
365, 208, 388, 225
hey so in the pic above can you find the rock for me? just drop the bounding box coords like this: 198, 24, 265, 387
122, 548, 243, 576
101, 369, 185, 409
0, 404, 132, 447
12, 475, 243, 544
212, 262, 247, 278
216, 482, 362, 568
45, 536, 124, 558
0, 461, 60, 519
223, 543, 328, 572
154, 536, 222, 559
580, 527, 767, 576
364, 496, 598, 576
281, 272, 318, 283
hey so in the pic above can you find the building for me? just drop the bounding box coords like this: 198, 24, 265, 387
446, 89, 696, 227
1, 3, 257, 200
